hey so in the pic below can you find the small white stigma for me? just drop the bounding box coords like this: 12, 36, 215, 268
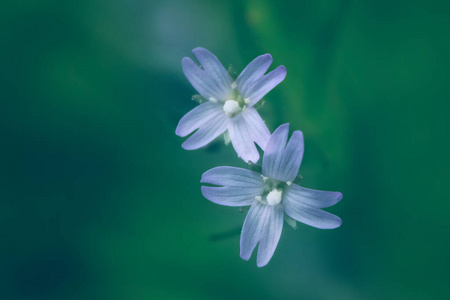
209, 97, 217, 103
266, 189, 283, 206
261, 176, 268, 182
223, 100, 241, 117
244, 98, 251, 104
231, 82, 237, 89
286, 181, 292, 186
254, 196, 262, 201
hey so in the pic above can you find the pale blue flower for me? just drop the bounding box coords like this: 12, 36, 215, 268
201, 124, 342, 267
176, 47, 287, 163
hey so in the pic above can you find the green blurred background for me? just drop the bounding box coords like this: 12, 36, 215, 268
1, 0, 449, 299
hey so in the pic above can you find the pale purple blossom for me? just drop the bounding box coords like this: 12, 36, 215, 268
200, 124, 342, 267
176, 47, 287, 163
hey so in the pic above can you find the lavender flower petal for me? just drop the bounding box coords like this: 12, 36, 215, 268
262, 124, 290, 181
201, 167, 264, 207
235, 54, 273, 96
201, 186, 258, 207
243, 65, 287, 106
283, 196, 342, 229
240, 202, 266, 262
201, 166, 264, 188
268, 129, 304, 182
228, 107, 271, 164
284, 184, 343, 208
175, 101, 224, 137
263, 123, 304, 182
192, 47, 233, 98
181, 114, 228, 150
256, 204, 284, 267
240, 201, 284, 267
182, 57, 228, 100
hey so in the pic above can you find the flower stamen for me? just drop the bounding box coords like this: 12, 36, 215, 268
223, 100, 241, 117
266, 189, 282, 205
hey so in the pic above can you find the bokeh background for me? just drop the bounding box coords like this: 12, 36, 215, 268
2, 0, 450, 299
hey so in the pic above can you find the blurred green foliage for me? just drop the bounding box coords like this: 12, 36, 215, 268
1, 0, 450, 299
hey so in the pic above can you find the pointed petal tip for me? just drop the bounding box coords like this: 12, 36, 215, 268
192, 47, 217, 61
242, 152, 260, 165
240, 254, 251, 262
260, 53, 273, 60
272, 123, 290, 136
292, 129, 303, 137
256, 250, 271, 267
175, 123, 183, 137
332, 216, 343, 229
192, 46, 208, 53
180, 141, 195, 150
200, 185, 208, 196
240, 243, 252, 261
276, 65, 287, 79
256, 259, 269, 268
181, 57, 195, 71
289, 129, 304, 149
248, 156, 260, 165
324, 215, 342, 229
199, 168, 215, 184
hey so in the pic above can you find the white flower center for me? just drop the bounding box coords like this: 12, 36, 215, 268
266, 189, 282, 205
223, 100, 241, 117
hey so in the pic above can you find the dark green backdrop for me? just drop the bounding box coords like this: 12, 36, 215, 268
1, 0, 449, 299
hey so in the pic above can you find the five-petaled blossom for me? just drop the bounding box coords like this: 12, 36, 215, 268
200, 124, 342, 267
176, 47, 287, 163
